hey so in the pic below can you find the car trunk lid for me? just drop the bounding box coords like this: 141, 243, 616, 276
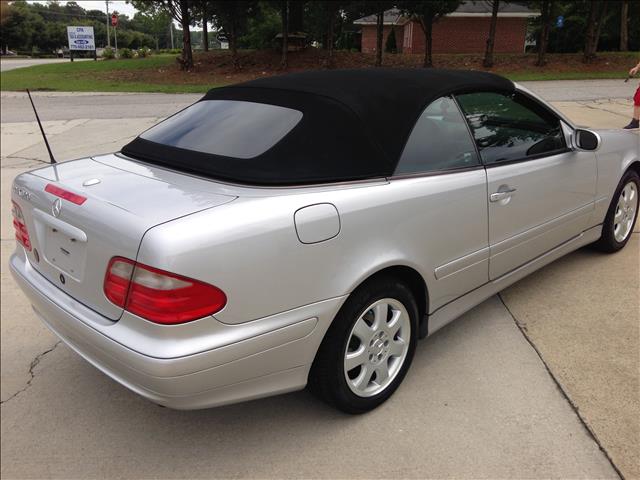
12, 157, 236, 320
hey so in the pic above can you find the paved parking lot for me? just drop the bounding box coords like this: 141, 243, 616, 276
1, 83, 638, 479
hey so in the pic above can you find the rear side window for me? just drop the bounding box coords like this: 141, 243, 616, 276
455, 91, 565, 164
140, 100, 303, 159
395, 96, 479, 175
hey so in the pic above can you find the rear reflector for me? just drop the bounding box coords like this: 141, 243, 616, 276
104, 257, 226, 325
45, 183, 87, 205
11, 201, 32, 251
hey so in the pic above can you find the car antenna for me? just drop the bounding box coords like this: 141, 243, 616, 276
26, 89, 57, 164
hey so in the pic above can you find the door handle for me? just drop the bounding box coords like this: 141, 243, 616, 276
490, 187, 517, 202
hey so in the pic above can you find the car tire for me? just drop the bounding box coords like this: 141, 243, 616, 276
309, 276, 418, 414
594, 169, 639, 253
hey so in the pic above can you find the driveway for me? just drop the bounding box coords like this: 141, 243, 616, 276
1, 86, 637, 479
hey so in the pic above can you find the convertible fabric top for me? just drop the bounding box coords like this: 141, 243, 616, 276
122, 69, 514, 185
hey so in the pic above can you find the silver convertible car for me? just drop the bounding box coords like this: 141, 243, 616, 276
10, 69, 639, 413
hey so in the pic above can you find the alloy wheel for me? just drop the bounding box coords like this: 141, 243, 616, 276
343, 298, 411, 398
613, 181, 638, 243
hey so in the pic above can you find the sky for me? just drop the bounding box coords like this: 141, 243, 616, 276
60, 1, 137, 18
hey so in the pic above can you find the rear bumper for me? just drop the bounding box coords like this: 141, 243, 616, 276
10, 252, 345, 409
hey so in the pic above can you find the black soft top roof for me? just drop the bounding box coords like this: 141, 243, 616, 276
122, 69, 514, 185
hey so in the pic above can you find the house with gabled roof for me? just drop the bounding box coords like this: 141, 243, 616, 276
354, 2, 539, 55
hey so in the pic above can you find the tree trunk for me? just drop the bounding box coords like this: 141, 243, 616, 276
280, 0, 288, 70
327, 7, 335, 62
375, 11, 383, 67
289, 0, 304, 33
620, 0, 629, 51
536, 0, 551, 67
593, 0, 607, 56
483, 0, 500, 68
421, 17, 433, 68
583, 0, 598, 63
202, 13, 208, 52
230, 19, 239, 71
179, 0, 193, 70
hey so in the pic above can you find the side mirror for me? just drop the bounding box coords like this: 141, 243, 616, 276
573, 129, 601, 151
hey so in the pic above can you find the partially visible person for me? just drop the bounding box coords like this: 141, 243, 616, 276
624, 60, 640, 129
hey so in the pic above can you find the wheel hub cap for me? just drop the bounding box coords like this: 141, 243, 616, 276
369, 332, 390, 364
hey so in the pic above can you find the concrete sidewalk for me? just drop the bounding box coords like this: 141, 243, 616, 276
1, 91, 637, 479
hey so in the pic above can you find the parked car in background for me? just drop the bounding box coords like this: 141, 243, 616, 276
10, 69, 639, 413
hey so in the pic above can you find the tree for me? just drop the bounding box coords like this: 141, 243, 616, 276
189, 1, 210, 51
325, 1, 341, 61
238, 2, 280, 50
536, 0, 553, 66
130, 10, 172, 50
399, 0, 461, 68
201, 2, 209, 51
271, 0, 304, 70
132, 0, 194, 70
210, 1, 257, 70
583, 0, 607, 63
280, 0, 289, 69
483, 0, 500, 68
620, 0, 628, 51
0, 2, 43, 54
364, 1, 394, 67
375, 9, 383, 66
385, 26, 397, 53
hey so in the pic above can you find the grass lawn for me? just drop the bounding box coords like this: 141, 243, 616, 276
506, 70, 630, 81
0, 55, 213, 93
1, 51, 635, 93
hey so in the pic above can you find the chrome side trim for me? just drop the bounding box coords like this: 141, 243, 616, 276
434, 247, 490, 280
491, 202, 594, 256
427, 224, 602, 336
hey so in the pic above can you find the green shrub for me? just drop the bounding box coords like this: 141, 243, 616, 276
102, 47, 115, 59
119, 48, 133, 59
137, 47, 151, 58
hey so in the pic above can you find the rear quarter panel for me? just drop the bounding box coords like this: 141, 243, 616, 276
137, 170, 489, 325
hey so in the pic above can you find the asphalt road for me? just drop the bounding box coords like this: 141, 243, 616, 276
1, 86, 638, 479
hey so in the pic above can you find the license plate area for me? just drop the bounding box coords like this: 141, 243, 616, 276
43, 227, 87, 280
32, 210, 88, 282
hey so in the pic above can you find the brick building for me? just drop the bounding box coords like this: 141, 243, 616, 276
355, 2, 539, 55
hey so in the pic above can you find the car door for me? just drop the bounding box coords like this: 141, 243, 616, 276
392, 96, 489, 310
455, 90, 597, 280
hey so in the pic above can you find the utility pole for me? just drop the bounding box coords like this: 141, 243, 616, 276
170, 20, 174, 49
105, 0, 111, 47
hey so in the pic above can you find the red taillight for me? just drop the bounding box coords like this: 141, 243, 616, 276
104, 257, 226, 325
11, 201, 32, 251
104, 257, 135, 307
45, 183, 87, 205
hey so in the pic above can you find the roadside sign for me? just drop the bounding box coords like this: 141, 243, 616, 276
67, 26, 95, 51
556, 15, 564, 28
111, 13, 118, 27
